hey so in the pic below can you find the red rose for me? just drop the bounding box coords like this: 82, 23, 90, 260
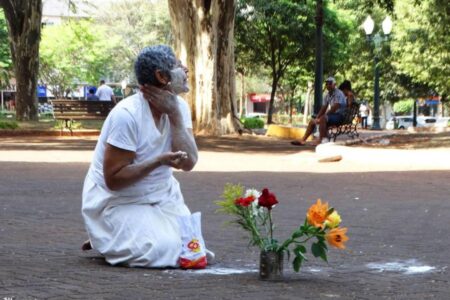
258, 188, 278, 210
235, 196, 255, 207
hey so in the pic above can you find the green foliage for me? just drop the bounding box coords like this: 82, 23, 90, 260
38, 112, 55, 120
215, 183, 244, 215
393, 99, 414, 115
242, 117, 265, 129
39, 19, 112, 97
391, 0, 450, 96
0, 9, 12, 87
93, 0, 172, 81
53, 120, 82, 130
235, 0, 317, 123
333, 0, 449, 103
0, 120, 18, 129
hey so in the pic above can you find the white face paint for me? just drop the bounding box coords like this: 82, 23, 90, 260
169, 67, 189, 94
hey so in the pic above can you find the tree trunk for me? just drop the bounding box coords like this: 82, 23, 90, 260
0, 0, 42, 121
267, 74, 279, 124
168, 0, 241, 135
289, 93, 294, 125
239, 71, 245, 117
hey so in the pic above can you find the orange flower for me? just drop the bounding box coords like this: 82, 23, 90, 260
325, 227, 349, 249
306, 199, 329, 228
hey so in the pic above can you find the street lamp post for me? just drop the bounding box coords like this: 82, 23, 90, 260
313, 0, 324, 115
363, 15, 392, 130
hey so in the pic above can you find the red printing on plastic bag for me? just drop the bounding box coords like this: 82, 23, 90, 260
179, 255, 207, 269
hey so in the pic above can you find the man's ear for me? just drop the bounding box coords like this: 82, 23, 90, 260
155, 69, 170, 86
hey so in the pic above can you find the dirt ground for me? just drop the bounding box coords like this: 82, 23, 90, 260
357, 131, 450, 149
0, 131, 449, 299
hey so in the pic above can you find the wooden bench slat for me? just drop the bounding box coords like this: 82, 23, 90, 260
50, 99, 115, 135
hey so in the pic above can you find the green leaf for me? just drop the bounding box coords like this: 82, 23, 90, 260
311, 242, 328, 262
318, 239, 328, 250
294, 245, 307, 255
291, 229, 304, 239
293, 256, 304, 272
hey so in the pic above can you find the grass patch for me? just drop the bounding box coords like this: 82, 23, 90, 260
0, 120, 19, 129
241, 117, 265, 129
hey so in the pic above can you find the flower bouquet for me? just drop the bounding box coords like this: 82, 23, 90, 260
216, 184, 348, 280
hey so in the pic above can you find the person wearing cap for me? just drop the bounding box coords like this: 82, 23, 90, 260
291, 76, 347, 146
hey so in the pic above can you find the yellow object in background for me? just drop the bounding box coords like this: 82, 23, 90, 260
266, 124, 312, 140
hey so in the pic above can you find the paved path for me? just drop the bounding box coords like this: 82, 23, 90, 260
0, 133, 449, 299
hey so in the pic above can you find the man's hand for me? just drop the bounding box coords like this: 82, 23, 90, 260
158, 151, 188, 169
140, 84, 179, 115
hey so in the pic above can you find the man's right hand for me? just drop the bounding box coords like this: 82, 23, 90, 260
140, 84, 179, 115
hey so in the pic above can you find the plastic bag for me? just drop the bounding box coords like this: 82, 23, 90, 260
177, 212, 207, 269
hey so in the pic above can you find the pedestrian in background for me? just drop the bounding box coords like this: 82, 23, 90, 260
95, 80, 116, 103
359, 101, 370, 129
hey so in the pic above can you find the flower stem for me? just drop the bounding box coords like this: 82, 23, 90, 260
246, 209, 264, 248
297, 236, 315, 244
268, 210, 273, 244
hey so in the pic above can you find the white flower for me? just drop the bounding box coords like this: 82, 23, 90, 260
245, 188, 261, 199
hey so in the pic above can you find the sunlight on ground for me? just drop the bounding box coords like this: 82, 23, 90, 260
0, 145, 449, 173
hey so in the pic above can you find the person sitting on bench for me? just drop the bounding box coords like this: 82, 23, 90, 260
338, 80, 355, 107
291, 76, 347, 146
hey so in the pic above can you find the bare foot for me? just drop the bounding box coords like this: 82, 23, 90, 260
81, 239, 92, 251
291, 140, 306, 146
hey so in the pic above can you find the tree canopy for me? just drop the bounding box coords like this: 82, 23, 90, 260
93, 0, 172, 82
0, 0, 448, 127
0, 10, 11, 87
391, 0, 449, 97
39, 19, 112, 97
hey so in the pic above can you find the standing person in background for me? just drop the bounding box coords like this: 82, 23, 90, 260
95, 80, 116, 103
359, 101, 370, 129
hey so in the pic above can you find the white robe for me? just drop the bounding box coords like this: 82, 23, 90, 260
82, 93, 192, 267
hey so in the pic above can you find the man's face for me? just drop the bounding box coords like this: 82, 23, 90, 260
169, 60, 189, 94
325, 81, 335, 92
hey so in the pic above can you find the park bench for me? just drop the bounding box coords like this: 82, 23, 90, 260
51, 99, 115, 135
327, 101, 360, 142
